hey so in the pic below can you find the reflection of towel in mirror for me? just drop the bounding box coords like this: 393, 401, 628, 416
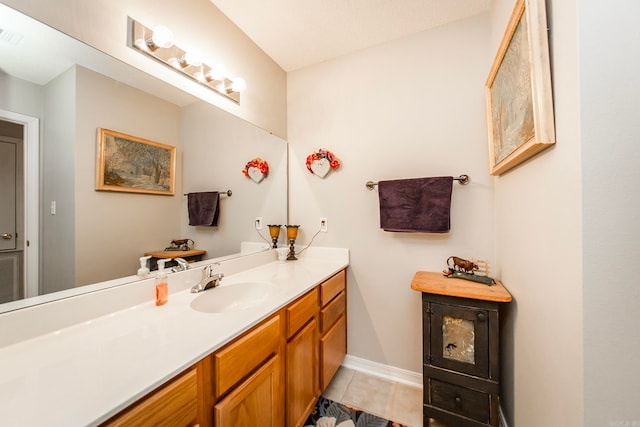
188, 192, 220, 226
378, 176, 453, 233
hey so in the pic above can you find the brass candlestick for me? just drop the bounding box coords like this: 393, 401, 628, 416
267, 224, 281, 249
285, 225, 299, 261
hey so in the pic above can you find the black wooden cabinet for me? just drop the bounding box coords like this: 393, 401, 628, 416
411, 271, 511, 427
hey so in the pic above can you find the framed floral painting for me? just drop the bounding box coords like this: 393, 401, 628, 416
485, 0, 555, 175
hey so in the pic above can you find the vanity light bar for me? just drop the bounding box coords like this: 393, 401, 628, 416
128, 17, 245, 104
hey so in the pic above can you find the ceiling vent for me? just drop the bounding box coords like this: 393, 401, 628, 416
0, 27, 24, 46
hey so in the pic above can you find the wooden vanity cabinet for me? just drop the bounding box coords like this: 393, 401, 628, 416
319, 270, 347, 390
102, 268, 348, 427
285, 289, 319, 427
285, 269, 348, 426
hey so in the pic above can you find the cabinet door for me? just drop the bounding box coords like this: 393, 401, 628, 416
429, 302, 489, 378
320, 315, 346, 391
286, 318, 319, 427
214, 354, 283, 427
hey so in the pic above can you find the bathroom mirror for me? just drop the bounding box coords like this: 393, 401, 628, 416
0, 4, 287, 312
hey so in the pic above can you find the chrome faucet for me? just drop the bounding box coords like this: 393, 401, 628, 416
170, 258, 190, 273
191, 263, 224, 293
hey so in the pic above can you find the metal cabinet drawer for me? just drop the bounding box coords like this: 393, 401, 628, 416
428, 378, 489, 424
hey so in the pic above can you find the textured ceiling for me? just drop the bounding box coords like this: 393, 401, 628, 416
210, 0, 491, 71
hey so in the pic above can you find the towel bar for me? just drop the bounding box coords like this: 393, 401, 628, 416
365, 174, 469, 190
184, 190, 232, 197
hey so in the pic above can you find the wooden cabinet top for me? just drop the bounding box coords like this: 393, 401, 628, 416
410, 271, 512, 302
144, 249, 206, 259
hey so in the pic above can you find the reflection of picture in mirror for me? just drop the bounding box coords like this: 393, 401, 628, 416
96, 128, 176, 195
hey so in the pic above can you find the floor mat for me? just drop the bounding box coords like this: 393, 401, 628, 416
304, 395, 408, 427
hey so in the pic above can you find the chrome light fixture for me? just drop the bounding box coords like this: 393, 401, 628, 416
128, 18, 246, 104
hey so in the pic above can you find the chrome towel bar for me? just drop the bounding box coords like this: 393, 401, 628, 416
184, 190, 232, 197
365, 175, 469, 190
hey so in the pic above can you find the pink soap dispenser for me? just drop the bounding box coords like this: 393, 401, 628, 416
155, 259, 169, 306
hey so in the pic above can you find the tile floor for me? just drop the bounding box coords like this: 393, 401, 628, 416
322, 366, 448, 427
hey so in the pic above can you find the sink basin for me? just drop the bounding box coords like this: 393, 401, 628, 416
190, 282, 278, 313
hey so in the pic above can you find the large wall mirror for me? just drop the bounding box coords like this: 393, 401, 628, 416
0, 3, 287, 313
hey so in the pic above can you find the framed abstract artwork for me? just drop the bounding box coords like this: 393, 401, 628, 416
485, 0, 555, 176
96, 128, 176, 195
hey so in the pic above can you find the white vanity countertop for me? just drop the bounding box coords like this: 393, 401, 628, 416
0, 247, 349, 426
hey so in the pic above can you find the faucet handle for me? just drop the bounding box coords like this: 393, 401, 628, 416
192, 263, 223, 293
202, 262, 222, 278
201, 264, 212, 278
170, 258, 189, 273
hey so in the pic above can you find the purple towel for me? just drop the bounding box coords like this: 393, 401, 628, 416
188, 191, 219, 226
378, 176, 453, 233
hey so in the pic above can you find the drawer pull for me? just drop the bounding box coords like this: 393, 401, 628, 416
455, 396, 462, 405
477, 312, 486, 321
1, 233, 12, 240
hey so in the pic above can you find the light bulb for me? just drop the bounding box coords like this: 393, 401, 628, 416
183, 50, 203, 67
230, 77, 247, 92
207, 64, 226, 81
150, 25, 173, 49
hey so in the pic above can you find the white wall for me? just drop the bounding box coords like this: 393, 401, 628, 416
580, 1, 640, 425
2, 0, 287, 138
74, 66, 183, 285
42, 67, 76, 293
490, 0, 584, 425
288, 14, 493, 374
180, 101, 288, 257
0, 74, 43, 118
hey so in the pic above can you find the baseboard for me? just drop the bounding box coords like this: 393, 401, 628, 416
342, 355, 509, 427
341, 354, 423, 388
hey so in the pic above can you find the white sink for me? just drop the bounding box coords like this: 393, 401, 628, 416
190, 282, 278, 313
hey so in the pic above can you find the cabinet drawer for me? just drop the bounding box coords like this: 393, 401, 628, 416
320, 270, 346, 307
320, 315, 346, 391
103, 368, 198, 427
428, 378, 489, 424
320, 291, 345, 334
286, 288, 318, 339
214, 315, 280, 397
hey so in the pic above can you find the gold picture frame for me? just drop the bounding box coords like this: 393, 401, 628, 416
485, 0, 555, 176
96, 128, 176, 195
